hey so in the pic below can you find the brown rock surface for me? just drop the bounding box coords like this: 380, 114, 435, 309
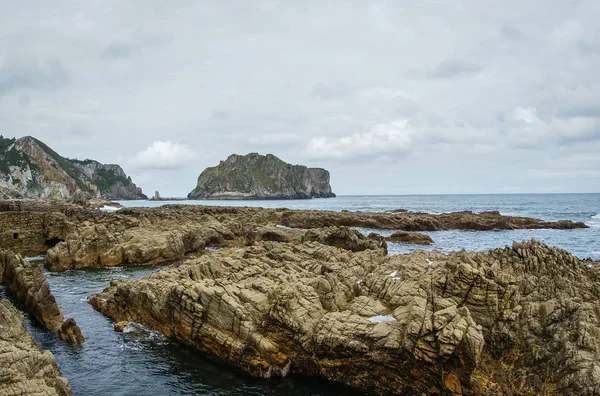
58, 318, 85, 345
89, 239, 600, 395
386, 231, 434, 245
0, 250, 64, 330
0, 202, 587, 271
0, 250, 84, 344
280, 209, 588, 230
301, 226, 385, 252
0, 300, 73, 396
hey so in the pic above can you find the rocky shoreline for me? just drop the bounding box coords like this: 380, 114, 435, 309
0, 198, 597, 395
0, 300, 73, 396
89, 239, 600, 395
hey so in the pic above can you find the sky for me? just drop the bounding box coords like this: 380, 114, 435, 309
1, 0, 599, 196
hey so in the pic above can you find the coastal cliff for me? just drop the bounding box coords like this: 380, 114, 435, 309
188, 153, 335, 200
0, 136, 146, 200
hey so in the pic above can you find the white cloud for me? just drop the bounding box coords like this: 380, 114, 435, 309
305, 120, 414, 161
130, 141, 197, 169
508, 107, 600, 147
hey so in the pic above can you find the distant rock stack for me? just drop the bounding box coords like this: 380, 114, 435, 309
188, 153, 336, 200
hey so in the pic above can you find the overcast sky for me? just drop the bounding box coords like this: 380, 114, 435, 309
1, 1, 599, 196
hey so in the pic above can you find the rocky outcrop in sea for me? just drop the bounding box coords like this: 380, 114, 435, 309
89, 239, 600, 395
0, 250, 84, 344
188, 153, 335, 200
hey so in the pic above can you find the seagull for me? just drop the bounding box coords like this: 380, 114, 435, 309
426, 259, 433, 266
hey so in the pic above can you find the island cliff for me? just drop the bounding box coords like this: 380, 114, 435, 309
0, 136, 146, 200
187, 153, 335, 200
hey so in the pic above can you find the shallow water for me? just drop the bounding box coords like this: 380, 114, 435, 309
6, 194, 600, 395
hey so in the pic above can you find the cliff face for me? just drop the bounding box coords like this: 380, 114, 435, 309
0, 136, 146, 200
188, 153, 335, 200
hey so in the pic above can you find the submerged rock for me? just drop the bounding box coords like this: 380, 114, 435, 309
90, 239, 600, 395
188, 153, 335, 200
0, 300, 73, 395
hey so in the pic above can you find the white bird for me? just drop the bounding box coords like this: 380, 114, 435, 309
426, 259, 433, 266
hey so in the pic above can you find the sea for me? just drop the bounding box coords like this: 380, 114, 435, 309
5, 194, 600, 395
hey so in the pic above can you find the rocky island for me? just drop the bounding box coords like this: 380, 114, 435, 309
187, 153, 335, 200
0, 136, 146, 200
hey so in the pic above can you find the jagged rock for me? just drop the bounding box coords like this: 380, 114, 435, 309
0, 250, 64, 330
302, 226, 385, 252
70, 190, 92, 207
0, 300, 73, 396
0, 135, 146, 200
113, 321, 131, 332
245, 226, 303, 246
188, 153, 335, 199
386, 231, 434, 245
280, 208, 588, 230
0, 199, 92, 257
89, 239, 600, 395
58, 318, 85, 345
46, 208, 237, 271
0, 250, 84, 344
0, 202, 587, 271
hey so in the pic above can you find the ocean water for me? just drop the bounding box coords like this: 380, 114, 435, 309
5, 194, 599, 396
118, 193, 600, 260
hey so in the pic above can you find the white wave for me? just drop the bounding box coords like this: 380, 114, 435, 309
368, 315, 396, 323
587, 213, 600, 228
24, 255, 46, 262
100, 205, 121, 212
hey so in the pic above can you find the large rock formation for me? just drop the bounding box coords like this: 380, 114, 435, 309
0, 199, 94, 257
0, 250, 84, 344
0, 300, 73, 396
188, 153, 335, 199
0, 202, 586, 271
279, 209, 588, 230
0, 136, 146, 200
89, 239, 600, 395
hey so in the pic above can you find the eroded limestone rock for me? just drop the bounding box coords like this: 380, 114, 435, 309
386, 231, 434, 245
0, 250, 84, 344
0, 300, 73, 396
89, 239, 600, 395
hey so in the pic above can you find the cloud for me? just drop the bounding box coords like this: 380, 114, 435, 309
0, 56, 69, 95
507, 107, 600, 147
102, 41, 135, 59
130, 141, 198, 169
305, 120, 414, 161
407, 59, 483, 79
